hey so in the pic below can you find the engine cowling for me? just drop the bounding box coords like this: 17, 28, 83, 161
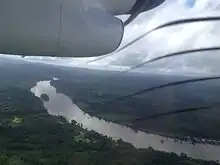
0, 0, 165, 57
0, 0, 124, 57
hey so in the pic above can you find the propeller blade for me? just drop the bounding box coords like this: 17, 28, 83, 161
124, 0, 165, 26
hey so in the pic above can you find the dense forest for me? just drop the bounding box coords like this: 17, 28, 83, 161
0, 57, 219, 164
0, 85, 218, 165
51, 69, 220, 142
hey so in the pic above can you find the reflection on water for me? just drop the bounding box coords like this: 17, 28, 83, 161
31, 79, 220, 162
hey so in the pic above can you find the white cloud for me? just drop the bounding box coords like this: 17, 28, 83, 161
87, 0, 220, 76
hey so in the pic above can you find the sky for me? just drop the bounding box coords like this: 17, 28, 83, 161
2, 0, 220, 76
185, 0, 196, 8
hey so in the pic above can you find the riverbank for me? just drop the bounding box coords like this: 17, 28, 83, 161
73, 101, 220, 146
31, 79, 220, 162
1, 85, 219, 165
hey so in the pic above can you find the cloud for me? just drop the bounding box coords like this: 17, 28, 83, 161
86, 0, 220, 76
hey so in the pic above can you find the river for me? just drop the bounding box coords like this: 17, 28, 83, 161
30, 79, 220, 162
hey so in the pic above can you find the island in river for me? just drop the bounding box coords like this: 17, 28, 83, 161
0, 81, 218, 165
0, 57, 220, 164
